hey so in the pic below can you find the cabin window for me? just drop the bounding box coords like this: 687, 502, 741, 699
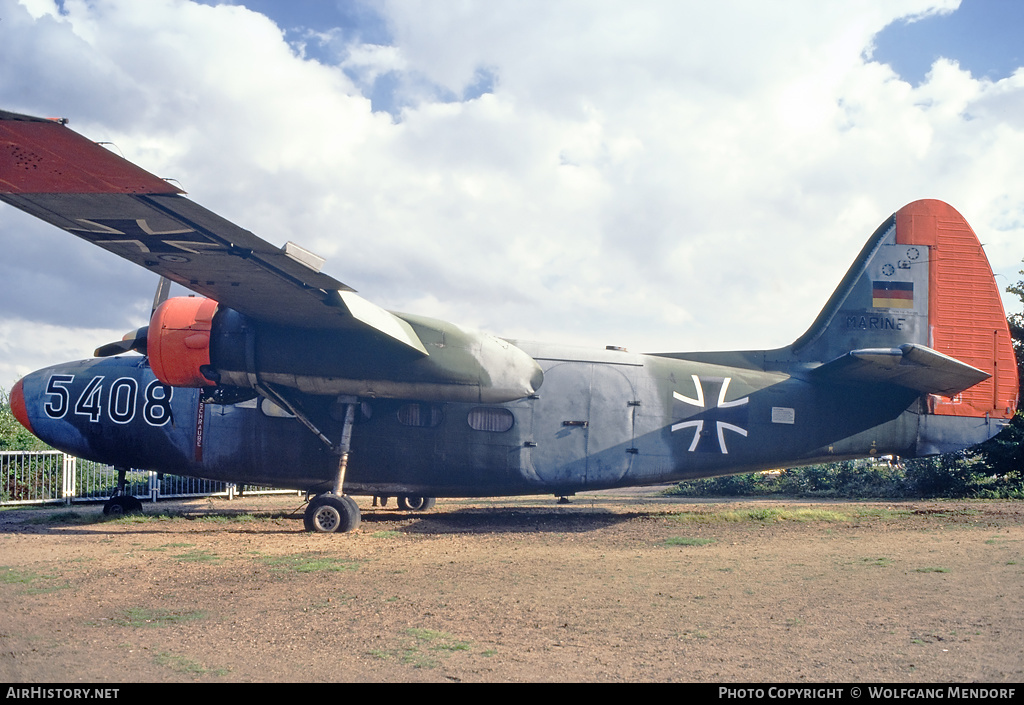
397, 402, 444, 427
467, 407, 515, 432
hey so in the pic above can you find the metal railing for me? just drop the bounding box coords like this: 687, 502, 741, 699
0, 450, 296, 506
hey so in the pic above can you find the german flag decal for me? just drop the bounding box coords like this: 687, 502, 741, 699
872, 281, 914, 309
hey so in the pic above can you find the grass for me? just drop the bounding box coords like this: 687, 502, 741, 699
105, 511, 273, 525
915, 566, 950, 573
369, 628, 475, 669
24, 510, 93, 525
173, 550, 221, 564
0, 566, 51, 584
408, 628, 472, 652
669, 505, 915, 525
663, 536, 715, 546
154, 651, 230, 677
672, 507, 851, 523
261, 552, 361, 573
114, 607, 206, 628
0, 565, 70, 593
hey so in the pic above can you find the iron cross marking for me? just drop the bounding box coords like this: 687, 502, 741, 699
672, 375, 749, 454
67, 218, 219, 256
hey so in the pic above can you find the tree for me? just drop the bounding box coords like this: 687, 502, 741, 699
971, 261, 1024, 480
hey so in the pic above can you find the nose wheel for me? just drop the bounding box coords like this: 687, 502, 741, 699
103, 494, 143, 516
102, 466, 144, 516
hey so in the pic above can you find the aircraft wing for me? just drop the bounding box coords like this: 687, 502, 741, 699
811, 344, 991, 397
0, 109, 426, 354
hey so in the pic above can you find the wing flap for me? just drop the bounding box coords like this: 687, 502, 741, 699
812, 344, 990, 397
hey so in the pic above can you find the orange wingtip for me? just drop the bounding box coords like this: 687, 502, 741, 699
0, 113, 183, 195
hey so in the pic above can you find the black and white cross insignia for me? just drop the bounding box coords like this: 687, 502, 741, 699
67, 218, 219, 256
672, 375, 749, 454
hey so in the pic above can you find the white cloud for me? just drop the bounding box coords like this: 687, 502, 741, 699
1, 0, 1022, 387
0, 318, 132, 388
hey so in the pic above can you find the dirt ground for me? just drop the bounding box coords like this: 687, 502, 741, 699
0, 489, 1022, 683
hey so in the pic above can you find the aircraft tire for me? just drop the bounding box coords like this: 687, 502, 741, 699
304, 494, 360, 533
397, 495, 436, 512
341, 495, 361, 519
103, 496, 143, 516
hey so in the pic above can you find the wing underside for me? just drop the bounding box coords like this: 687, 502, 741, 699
0, 109, 425, 353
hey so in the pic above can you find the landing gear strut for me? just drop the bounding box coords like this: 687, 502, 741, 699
102, 466, 143, 516
299, 396, 363, 534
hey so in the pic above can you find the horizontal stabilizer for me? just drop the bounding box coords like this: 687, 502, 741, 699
812, 344, 990, 397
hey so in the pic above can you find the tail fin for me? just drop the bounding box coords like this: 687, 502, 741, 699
790, 199, 1017, 425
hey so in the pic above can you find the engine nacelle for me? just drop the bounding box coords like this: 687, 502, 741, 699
146, 298, 542, 403
148, 297, 219, 387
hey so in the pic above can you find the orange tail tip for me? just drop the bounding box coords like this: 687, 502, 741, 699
895, 200, 1018, 420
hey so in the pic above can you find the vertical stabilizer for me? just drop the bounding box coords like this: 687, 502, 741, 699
788, 199, 1016, 424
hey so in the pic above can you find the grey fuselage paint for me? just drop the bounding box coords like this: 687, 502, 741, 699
18, 339, 970, 498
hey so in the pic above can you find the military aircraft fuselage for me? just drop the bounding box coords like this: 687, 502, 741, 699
14, 338, 937, 498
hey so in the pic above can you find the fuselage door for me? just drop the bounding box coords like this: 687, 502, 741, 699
528, 361, 635, 489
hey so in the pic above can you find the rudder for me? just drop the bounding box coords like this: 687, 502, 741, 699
894, 200, 1017, 422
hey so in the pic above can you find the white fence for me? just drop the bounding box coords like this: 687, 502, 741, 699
0, 450, 292, 506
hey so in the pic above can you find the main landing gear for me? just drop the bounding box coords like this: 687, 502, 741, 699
372, 495, 436, 511
397, 495, 436, 511
304, 494, 360, 533
102, 466, 143, 516
274, 390, 439, 533
303, 493, 439, 533
301, 396, 363, 534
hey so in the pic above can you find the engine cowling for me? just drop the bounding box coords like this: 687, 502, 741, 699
145, 297, 542, 403
147, 297, 219, 387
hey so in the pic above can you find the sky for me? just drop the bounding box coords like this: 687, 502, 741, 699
1, 0, 1024, 388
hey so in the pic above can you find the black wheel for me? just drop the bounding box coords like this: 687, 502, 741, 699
304, 494, 360, 533
341, 494, 361, 517
397, 495, 436, 512
103, 495, 143, 516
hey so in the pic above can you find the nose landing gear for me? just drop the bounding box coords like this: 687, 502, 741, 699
102, 466, 144, 516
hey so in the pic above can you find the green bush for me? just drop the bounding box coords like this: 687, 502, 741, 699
669, 452, 1024, 500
